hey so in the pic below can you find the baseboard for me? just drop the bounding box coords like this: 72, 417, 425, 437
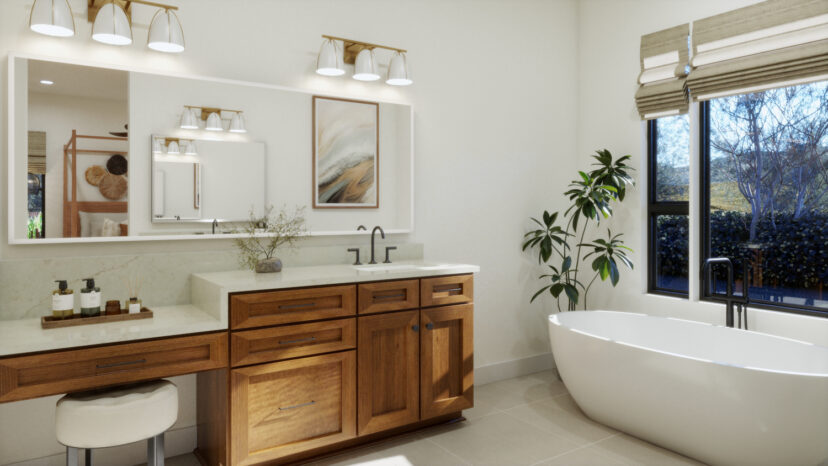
475, 352, 556, 385
5, 425, 196, 466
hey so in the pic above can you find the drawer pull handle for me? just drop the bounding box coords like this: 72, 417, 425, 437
96, 359, 146, 369
278, 336, 317, 345
278, 302, 316, 310
375, 292, 405, 300
437, 287, 463, 293
279, 400, 315, 411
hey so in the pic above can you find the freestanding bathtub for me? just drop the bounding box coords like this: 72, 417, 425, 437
548, 311, 828, 466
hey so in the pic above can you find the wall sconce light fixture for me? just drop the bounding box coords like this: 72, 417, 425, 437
29, 0, 75, 37
316, 35, 412, 86
181, 106, 246, 133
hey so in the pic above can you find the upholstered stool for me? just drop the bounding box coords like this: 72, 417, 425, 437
55, 380, 178, 466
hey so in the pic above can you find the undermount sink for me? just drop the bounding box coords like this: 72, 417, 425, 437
353, 264, 421, 273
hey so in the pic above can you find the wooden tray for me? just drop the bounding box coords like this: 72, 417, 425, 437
41, 308, 153, 329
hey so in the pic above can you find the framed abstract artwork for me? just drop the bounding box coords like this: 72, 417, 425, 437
312, 96, 379, 208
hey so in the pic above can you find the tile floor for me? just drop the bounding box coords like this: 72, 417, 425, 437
162, 370, 704, 466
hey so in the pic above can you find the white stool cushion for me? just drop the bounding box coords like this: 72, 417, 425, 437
55, 380, 178, 449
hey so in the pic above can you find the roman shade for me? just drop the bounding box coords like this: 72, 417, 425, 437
635, 24, 690, 120
28, 131, 46, 175
688, 0, 828, 101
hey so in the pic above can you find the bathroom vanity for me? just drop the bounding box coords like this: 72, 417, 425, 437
0, 262, 478, 465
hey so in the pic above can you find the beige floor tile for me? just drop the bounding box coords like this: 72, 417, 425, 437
308, 434, 467, 466
474, 372, 567, 412
535, 446, 627, 466
134, 453, 201, 466
591, 434, 705, 466
420, 411, 580, 466
503, 398, 617, 446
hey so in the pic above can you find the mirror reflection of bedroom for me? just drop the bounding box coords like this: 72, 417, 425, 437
26, 60, 128, 239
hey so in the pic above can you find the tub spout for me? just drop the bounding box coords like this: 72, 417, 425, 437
702, 257, 747, 328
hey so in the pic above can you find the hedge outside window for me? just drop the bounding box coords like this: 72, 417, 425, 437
702, 80, 828, 314
648, 115, 689, 295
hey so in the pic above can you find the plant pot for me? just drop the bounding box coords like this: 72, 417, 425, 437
255, 257, 283, 273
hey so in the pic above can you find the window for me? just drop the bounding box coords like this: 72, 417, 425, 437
701, 81, 828, 315
648, 115, 689, 295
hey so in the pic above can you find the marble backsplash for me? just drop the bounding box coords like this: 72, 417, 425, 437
0, 243, 423, 320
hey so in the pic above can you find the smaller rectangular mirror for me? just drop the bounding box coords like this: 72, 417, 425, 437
150, 136, 266, 224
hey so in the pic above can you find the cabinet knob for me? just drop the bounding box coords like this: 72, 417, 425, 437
412, 324, 420, 332
426, 322, 434, 330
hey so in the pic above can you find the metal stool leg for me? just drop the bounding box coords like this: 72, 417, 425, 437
66, 447, 78, 466
147, 433, 165, 466
85, 448, 92, 466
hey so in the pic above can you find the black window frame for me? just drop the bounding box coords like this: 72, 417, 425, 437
647, 118, 689, 297
699, 100, 827, 319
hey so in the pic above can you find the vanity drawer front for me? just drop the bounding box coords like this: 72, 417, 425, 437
230, 285, 356, 329
0, 332, 227, 403
358, 279, 420, 314
231, 318, 356, 367
420, 275, 474, 307
231, 351, 356, 465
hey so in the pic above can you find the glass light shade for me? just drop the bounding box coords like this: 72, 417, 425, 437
316, 39, 345, 76
29, 0, 75, 37
386, 52, 413, 86
183, 140, 197, 155
179, 108, 198, 129
92, 2, 132, 46
229, 113, 247, 133
166, 141, 180, 155
152, 138, 164, 153
353, 49, 380, 81
205, 112, 223, 131
147, 9, 185, 53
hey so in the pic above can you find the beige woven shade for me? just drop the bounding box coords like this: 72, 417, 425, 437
635, 24, 690, 120
688, 0, 828, 101
28, 131, 46, 175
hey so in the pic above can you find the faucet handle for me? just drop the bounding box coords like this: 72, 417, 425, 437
347, 248, 362, 265
383, 246, 397, 264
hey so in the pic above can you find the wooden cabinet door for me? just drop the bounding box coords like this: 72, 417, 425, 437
357, 310, 420, 435
420, 304, 474, 419
230, 352, 356, 465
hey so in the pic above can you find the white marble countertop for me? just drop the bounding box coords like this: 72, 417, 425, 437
0, 305, 223, 357
0, 261, 478, 357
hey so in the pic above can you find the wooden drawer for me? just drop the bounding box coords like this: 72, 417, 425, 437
231, 351, 356, 465
231, 318, 356, 367
358, 279, 419, 315
420, 275, 474, 307
230, 285, 356, 329
0, 332, 227, 403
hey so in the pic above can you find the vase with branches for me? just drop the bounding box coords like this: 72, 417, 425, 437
523, 149, 636, 310
235, 205, 306, 273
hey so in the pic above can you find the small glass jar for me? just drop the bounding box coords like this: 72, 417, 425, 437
127, 297, 142, 314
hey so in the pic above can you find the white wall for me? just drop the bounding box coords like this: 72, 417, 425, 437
576, 0, 828, 347
28, 92, 128, 238
0, 0, 578, 463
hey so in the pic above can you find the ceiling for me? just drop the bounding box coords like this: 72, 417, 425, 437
28, 59, 128, 101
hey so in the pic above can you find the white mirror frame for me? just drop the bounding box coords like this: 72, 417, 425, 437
7, 52, 415, 244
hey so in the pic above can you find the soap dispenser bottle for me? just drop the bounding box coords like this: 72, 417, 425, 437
52, 280, 74, 320
80, 278, 101, 317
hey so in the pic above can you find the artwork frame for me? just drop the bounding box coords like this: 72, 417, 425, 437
312, 96, 379, 209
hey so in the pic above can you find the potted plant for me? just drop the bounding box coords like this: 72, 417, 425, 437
523, 149, 635, 310
235, 205, 306, 273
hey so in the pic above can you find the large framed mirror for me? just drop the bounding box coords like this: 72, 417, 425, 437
8, 54, 414, 243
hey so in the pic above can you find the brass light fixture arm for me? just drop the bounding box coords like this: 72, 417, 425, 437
322, 35, 407, 65
184, 106, 243, 120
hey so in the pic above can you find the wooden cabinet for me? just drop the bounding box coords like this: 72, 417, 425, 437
357, 279, 419, 315
230, 285, 356, 329
231, 318, 356, 367
357, 310, 420, 435
0, 332, 227, 403
420, 304, 474, 419
230, 351, 356, 465
421, 275, 474, 307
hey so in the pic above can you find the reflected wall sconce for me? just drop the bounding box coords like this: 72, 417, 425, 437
154, 137, 196, 155
29, 0, 75, 37
316, 35, 412, 86
181, 106, 246, 133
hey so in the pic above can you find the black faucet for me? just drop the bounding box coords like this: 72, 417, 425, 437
702, 257, 748, 328
369, 226, 385, 264
212, 219, 219, 234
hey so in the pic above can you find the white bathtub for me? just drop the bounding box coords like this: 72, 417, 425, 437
548, 311, 828, 466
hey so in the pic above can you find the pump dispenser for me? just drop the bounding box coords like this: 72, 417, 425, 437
52, 280, 74, 320
80, 278, 101, 317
